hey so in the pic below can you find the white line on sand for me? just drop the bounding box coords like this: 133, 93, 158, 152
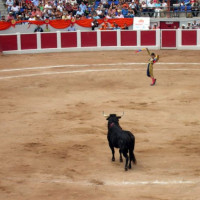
1, 68, 200, 80
1, 62, 200, 72
5, 176, 200, 186
41, 179, 200, 186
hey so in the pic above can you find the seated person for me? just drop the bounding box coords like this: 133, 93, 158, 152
121, 23, 129, 30
34, 25, 43, 32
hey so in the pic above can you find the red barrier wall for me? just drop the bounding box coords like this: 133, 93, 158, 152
121, 31, 137, 46
162, 30, 176, 47
101, 31, 117, 46
41, 33, 57, 49
141, 31, 156, 46
81, 32, 97, 47
61, 32, 77, 48
0, 35, 17, 51
21, 34, 37, 50
182, 30, 197, 45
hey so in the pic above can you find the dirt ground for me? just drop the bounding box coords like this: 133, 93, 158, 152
0, 50, 200, 200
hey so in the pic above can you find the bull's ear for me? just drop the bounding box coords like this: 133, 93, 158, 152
117, 116, 121, 119
106, 117, 110, 120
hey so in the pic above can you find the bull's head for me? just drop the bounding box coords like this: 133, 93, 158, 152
102, 111, 124, 120
103, 112, 124, 128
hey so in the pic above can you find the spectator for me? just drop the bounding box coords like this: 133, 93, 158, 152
99, 24, 106, 30
105, 13, 112, 18
153, 24, 159, 29
16, 15, 23, 23
35, 7, 42, 17
44, 2, 53, 12
148, 0, 155, 17
44, 24, 50, 32
76, 7, 84, 16
80, 2, 87, 12
62, 12, 71, 19
192, 20, 199, 29
67, 23, 76, 31
0, 16, 6, 21
91, 19, 99, 30
11, 3, 20, 18
96, 6, 103, 17
191, 0, 199, 17
154, 0, 161, 18
39, 2, 44, 12
187, 22, 191, 29
134, 1, 141, 16
6, 0, 14, 13
32, 0, 39, 7
116, 12, 124, 18
104, 2, 110, 9
66, 2, 73, 13
113, 23, 120, 30
161, 0, 168, 17
121, 23, 129, 29
122, 7, 128, 16
90, 7, 96, 16
7, 12, 14, 21
87, 13, 93, 19
84, 7, 90, 17
34, 25, 43, 32
29, 15, 35, 21
32, 8, 37, 17
101, 0, 107, 5
93, 13, 100, 19
179, 24, 185, 29
129, 2, 136, 10
80, 13, 87, 19
140, 1, 147, 15
57, 3, 64, 12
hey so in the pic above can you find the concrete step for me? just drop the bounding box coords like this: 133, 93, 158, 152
0, 0, 7, 17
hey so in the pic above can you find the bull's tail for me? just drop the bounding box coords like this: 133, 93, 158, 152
132, 152, 137, 165
130, 150, 137, 165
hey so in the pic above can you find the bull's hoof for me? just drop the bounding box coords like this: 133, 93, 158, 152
129, 165, 132, 169
125, 167, 128, 171
120, 158, 123, 162
112, 158, 115, 162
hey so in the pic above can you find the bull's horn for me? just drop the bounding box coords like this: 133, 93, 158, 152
117, 112, 124, 117
102, 111, 108, 117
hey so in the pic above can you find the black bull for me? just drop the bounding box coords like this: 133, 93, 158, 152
106, 114, 137, 171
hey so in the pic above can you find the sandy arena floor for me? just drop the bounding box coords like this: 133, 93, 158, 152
0, 50, 200, 200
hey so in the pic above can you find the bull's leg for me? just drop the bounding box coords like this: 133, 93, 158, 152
123, 151, 129, 171
119, 149, 123, 162
109, 143, 115, 161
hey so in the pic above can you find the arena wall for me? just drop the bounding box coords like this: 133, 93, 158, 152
0, 29, 200, 54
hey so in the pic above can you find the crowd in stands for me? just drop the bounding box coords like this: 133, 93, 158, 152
0, 0, 199, 23
181, 20, 200, 28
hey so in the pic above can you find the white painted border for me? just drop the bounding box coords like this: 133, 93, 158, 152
1, 67, 200, 80
197, 29, 200, 46
16, 32, 21, 51
34, 179, 200, 186
1, 62, 200, 73
77, 30, 81, 48
4, 176, 200, 186
117, 29, 121, 47
57, 31, 61, 49
36, 32, 41, 50
97, 30, 101, 47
